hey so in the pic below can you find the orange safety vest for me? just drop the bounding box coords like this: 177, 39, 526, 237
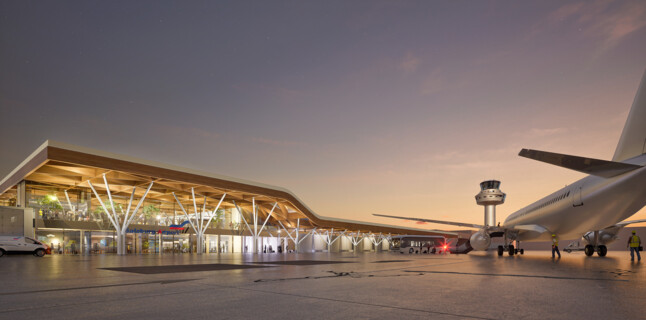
629, 235, 640, 248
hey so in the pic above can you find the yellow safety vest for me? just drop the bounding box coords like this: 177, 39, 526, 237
552, 238, 558, 246
630, 235, 640, 248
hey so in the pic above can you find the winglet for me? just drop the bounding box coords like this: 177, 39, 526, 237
519, 149, 642, 178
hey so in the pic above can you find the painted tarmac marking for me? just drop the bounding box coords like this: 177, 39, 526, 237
404, 270, 629, 281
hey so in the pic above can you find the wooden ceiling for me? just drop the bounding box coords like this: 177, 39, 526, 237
0, 142, 452, 236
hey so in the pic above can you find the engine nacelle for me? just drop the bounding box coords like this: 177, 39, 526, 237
469, 230, 491, 251
582, 230, 619, 246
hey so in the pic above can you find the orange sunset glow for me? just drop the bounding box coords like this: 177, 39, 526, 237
2, 1, 646, 230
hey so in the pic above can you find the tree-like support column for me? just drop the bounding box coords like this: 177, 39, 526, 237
367, 233, 385, 251
88, 175, 154, 255
322, 229, 345, 252
276, 220, 316, 253
173, 189, 226, 255
232, 199, 277, 254
349, 232, 364, 251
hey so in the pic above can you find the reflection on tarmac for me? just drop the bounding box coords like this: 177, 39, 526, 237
0, 251, 643, 320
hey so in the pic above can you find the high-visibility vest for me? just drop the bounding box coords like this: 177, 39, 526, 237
552, 238, 558, 246
630, 235, 640, 248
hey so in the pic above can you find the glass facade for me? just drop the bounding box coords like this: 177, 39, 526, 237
25, 183, 251, 232
1, 180, 387, 255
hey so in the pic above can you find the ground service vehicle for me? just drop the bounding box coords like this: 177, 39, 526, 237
391, 235, 447, 254
0, 236, 51, 257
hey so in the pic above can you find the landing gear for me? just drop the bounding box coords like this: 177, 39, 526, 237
597, 245, 607, 257
497, 241, 521, 257
584, 245, 594, 257
514, 241, 524, 255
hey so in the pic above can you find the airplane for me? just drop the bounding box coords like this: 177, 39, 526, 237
375, 69, 646, 257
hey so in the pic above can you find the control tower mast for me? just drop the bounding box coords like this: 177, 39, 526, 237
475, 180, 506, 227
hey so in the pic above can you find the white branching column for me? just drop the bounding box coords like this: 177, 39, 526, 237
349, 232, 364, 252
232, 198, 277, 254
88, 174, 154, 255
323, 229, 346, 252
172, 188, 226, 255
367, 233, 385, 251
277, 219, 316, 253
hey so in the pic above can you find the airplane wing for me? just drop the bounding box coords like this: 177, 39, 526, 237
518, 149, 643, 178
613, 219, 646, 227
511, 224, 549, 233
373, 213, 484, 229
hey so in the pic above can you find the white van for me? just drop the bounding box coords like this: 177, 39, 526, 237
0, 236, 51, 257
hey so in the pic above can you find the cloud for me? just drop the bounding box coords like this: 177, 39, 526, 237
160, 125, 220, 141
547, 2, 586, 23
419, 69, 447, 96
399, 52, 421, 74
251, 137, 307, 147
537, 0, 646, 53
232, 83, 306, 102
524, 127, 569, 138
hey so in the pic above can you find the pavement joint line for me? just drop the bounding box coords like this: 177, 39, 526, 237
253, 270, 440, 283
2, 277, 491, 319
404, 270, 630, 281
345, 260, 469, 274
195, 282, 496, 320
0, 285, 215, 314
248, 260, 471, 283
0, 279, 199, 296
247, 261, 470, 283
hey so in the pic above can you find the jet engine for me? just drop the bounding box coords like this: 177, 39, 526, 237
469, 230, 491, 251
582, 229, 618, 246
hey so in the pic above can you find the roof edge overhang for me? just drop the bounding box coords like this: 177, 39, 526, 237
0, 140, 50, 194
0, 140, 455, 237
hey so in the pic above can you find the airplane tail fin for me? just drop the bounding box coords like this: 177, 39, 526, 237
613, 69, 646, 162
518, 149, 642, 178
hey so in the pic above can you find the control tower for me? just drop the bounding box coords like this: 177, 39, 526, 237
475, 180, 506, 227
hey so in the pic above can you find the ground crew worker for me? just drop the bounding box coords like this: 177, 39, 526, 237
627, 231, 641, 262
552, 234, 561, 258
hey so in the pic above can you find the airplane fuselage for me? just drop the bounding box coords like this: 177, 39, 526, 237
504, 154, 646, 241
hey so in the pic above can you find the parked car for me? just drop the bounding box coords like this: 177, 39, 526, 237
0, 236, 51, 257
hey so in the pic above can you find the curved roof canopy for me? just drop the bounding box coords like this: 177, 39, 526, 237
0, 141, 453, 237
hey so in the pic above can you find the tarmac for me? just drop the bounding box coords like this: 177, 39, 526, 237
0, 250, 644, 320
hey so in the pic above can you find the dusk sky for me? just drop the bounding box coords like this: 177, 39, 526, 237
2, 1, 646, 229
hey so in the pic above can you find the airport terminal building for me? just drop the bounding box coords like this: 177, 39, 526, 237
0, 141, 448, 255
